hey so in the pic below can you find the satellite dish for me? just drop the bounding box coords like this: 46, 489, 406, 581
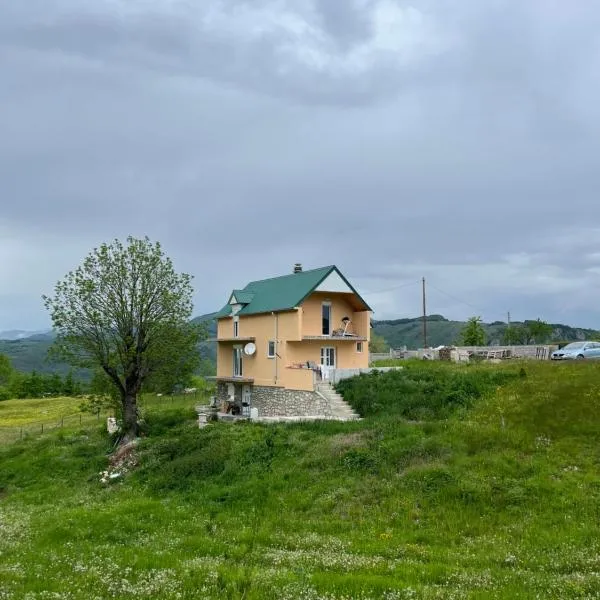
244, 343, 256, 356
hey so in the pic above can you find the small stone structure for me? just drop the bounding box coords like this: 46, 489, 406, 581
106, 417, 119, 435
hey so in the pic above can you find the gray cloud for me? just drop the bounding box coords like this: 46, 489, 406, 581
1, 0, 600, 331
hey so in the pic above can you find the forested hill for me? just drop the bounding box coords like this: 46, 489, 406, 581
374, 314, 600, 349
1, 313, 598, 374
0, 315, 219, 376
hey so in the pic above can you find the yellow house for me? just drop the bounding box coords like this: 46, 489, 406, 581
212, 264, 372, 418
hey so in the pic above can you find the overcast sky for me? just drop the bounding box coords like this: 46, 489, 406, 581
1, 0, 600, 331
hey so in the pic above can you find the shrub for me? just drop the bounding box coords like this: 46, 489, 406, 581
336, 363, 520, 420
136, 426, 233, 492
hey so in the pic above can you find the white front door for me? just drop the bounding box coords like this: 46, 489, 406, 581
321, 347, 336, 367
320, 347, 336, 380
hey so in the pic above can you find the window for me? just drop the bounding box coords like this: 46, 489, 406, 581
322, 302, 331, 336
233, 347, 243, 377
267, 340, 276, 358
356, 342, 363, 353
233, 317, 239, 338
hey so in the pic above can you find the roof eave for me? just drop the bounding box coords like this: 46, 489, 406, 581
295, 265, 373, 312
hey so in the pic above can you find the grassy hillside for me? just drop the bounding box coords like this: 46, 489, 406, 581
1, 361, 600, 598
373, 315, 600, 349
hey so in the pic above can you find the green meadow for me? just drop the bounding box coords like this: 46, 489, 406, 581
1, 361, 599, 599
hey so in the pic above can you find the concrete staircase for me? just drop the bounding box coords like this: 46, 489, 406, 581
315, 382, 361, 421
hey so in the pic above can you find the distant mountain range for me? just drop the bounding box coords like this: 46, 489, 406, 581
1, 314, 598, 375
0, 329, 53, 341
374, 314, 600, 349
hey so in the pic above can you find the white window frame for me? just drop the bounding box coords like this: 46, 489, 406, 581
233, 316, 239, 338
322, 302, 332, 336
233, 346, 243, 377
356, 342, 363, 353
267, 340, 276, 358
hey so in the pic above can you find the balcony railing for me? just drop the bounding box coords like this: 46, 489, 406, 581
302, 334, 367, 341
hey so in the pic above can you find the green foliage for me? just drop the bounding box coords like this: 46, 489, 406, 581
43, 236, 200, 438
524, 318, 553, 344
368, 332, 389, 353
2, 362, 600, 597
503, 324, 526, 344
336, 362, 520, 419
1, 369, 84, 400
0, 353, 13, 386
503, 319, 553, 345
459, 315, 486, 346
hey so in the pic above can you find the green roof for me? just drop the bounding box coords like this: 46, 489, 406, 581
215, 265, 371, 319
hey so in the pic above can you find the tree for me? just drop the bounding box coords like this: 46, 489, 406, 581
24, 370, 44, 398
369, 332, 389, 353
43, 236, 201, 442
460, 316, 486, 346
524, 318, 553, 344
503, 325, 525, 345
47, 373, 64, 397
0, 353, 13, 386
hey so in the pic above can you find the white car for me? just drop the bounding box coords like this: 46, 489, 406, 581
551, 341, 600, 360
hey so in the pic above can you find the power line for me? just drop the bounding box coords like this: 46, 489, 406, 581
426, 282, 506, 323
362, 279, 422, 295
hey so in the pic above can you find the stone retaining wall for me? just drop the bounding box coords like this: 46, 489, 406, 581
252, 386, 331, 417
215, 382, 340, 418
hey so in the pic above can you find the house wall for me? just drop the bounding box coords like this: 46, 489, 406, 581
300, 292, 370, 338
353, 310, 371, 342
280, 366, 315, 391
216, 292, 371, 391
286, 339, 369, 372
216, 310, 300, 386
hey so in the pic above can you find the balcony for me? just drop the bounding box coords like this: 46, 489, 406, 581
302, 334, 367, 342
207, 375, 255, 384
208, 337, 256, 343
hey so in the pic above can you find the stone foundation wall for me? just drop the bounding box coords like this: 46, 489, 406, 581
215, 382, 333, 417
252, 386, 331, 418
216, 382, 242, 403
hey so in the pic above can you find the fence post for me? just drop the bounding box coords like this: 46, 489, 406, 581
20, 427, 23, 440
97, 408, 100, 420
80, 414, 82, 425
41, 423, 44, 434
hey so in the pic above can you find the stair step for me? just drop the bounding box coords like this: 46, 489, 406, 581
314, 385, 360, 421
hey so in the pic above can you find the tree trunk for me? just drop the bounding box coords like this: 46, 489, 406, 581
121, 392, 139, 443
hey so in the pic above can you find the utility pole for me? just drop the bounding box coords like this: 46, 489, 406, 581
507, 311, 511, 326
422, 277, 427, 348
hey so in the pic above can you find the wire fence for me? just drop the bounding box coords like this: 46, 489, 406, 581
0, 392, 209, 445
0, 409, 112, 445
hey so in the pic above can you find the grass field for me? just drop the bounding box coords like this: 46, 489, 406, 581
1, 361, 600, 599
0, 396, 107, 444
0, 393, 206, 444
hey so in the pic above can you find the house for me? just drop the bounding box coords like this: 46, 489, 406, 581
212, 264, 372, 418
